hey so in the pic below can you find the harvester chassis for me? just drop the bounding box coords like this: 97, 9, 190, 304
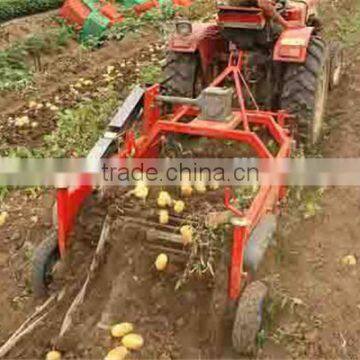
32, 0, 344, 355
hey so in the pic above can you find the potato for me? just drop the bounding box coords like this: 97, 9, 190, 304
194, 180, 206, 194
155, 253, 168, 271
133, 181, 149, 199
159, 210, 169, 224
181, 184, 193, 197
122, 333, 144, 350
45, 350, 61, 360
28, 100, 37, 109
107, 65, 115, 74
173, 200, 185, 214
111, 322, 134, 338
104, 346, 128, 360
341, 255, 357, 266
49, 105, 59, 112
157, 191, 172, 207
209, 181, 219, 190
14, 116, 30, 127
180, 225, 193, 245
0, 211, 8, 227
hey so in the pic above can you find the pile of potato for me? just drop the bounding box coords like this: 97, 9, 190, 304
131, 175, 222, 275
105, 322, 144, 360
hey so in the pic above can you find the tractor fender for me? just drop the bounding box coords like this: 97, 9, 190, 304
273, 27, 315, 63
168, 23, 224, 73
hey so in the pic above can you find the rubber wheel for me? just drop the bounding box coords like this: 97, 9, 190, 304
162, 52, 203, 98
32, 231, 60, 297
280, 37, 330, 146
232, 281, 268, 355
329, 41, 344, 90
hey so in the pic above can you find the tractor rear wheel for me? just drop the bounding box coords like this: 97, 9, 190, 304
280, 37, 330, 146
232, 281, 268, 355
162, 52, 204, 98
32, 230, 59, 297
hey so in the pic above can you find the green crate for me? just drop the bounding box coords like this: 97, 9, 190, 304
120, 0, 145, 8
82, 0, 100, 10
80, 10, 110, 41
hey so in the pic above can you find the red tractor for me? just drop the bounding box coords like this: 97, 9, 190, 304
164, 0, 342, 145
31, 0, 343, 356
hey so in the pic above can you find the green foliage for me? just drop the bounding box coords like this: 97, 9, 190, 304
0, 26, 72, 91
42, 93, 118, 157
105, 3, 175, 43
3, 92, 118, 158
141, 2, 176, 24
0, 186, 9, 203
4, 146, 36, 158
0, 0, 64, 23
0, 44, 32, 91
139, 63, 161, 84
104, 11, 144, 43
337, 4, 360, 46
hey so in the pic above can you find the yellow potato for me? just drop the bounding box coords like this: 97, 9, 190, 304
28, 100, 37, 109
49, 105, 59, 112
83, 80, 93, 86
14, 116, 30, 127
45, 350, 61, 360
341, 255, 357, 266
159, 210, 169, 224
181, 184, 193, 197
107, 65, 115, 74
173, 200, 185, 214
209, 181, 220, 190
122, 333, 144, 350
180, 225, 193, 245
0, 211, 8, 227
194, 181, 206, 194
155, 253, 168, 271
104, 346, 128, 360
157, 191, 172, 207
111, 322, 134, 338
133, 181, 149, 199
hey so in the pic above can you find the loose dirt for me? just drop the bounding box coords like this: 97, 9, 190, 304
257, 35, 360, 360
0, 14, 161, 151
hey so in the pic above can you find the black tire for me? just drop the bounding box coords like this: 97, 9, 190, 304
232, 281, 268, 355
162, 52, 203, 98
32, 231, 60, 297
280, 37, 330, 146
329, 41, 344, 90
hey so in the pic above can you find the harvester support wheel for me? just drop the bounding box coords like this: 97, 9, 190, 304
232, 281, 268, 355
162, 52, 204, 98
32, 230, 60, 297
329, 41, 344, 90
280, 37, 330, 146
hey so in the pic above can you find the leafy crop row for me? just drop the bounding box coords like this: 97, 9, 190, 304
0, 0, 63, 23
0, 26, 72, 91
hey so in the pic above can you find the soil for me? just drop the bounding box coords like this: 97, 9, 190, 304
0, 11, 161, 151
1, 0, 360, 359
0, 10, 59, 49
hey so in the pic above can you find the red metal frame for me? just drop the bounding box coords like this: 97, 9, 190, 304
273, 26, 314, 63
217, 6, 267, 29
170, 2, 317, 67
55, 50, 291, 301
168, 23, 226, 73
